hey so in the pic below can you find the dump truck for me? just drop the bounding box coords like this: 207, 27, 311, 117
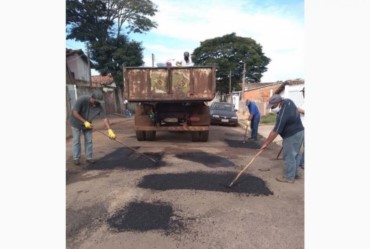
123, 65, 216, 142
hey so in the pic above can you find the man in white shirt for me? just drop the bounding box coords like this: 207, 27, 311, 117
182, 51, 194, 66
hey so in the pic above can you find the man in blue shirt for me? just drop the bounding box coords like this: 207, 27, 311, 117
245, 99, 261, 141
260, 94, 304, 183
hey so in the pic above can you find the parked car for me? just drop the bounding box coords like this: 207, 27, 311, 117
209, 102, 238, 126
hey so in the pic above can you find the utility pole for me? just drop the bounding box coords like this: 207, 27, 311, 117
242, 62, 246, 101
229, 70, 232, 94
86, 43, 92, 87
152, 53, 155, 67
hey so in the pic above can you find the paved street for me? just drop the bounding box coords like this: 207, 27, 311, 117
66, 115, 303, 249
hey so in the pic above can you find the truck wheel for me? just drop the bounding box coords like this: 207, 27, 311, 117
145, 131, 156, 141
191, 131, 201, 142
136, 131, 146, 141
199, 131, 209, 142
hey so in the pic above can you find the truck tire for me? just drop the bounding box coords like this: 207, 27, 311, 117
135, 105, 155, 141
191, 131, 200, 142
199, 131, 209, 142
145, 131, 156, 141
136, 131, 146, 141
192, 131, 209, 142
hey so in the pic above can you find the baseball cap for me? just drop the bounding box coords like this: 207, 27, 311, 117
91, 90, 104, 101
268, 94, 283, 108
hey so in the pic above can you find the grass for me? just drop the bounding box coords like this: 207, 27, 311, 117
260, 113, 276, 124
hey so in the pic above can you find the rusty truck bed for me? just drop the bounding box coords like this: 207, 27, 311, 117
124, 66, 216, 102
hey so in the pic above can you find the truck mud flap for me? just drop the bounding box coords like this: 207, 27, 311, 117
136, 130, 156, 141
191, 131, 209, 142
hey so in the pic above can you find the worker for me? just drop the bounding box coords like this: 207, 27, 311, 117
297, 87, 305, 169
182, 51, 194, 66
260, 94, 304, 183
69, 90, 117, 165
245, 99, 261, 141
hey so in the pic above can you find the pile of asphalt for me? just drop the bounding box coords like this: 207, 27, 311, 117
138, 171, 273, 196
175, 151, 235, 168
88, 148, 165, 170
107, 201, 185, 233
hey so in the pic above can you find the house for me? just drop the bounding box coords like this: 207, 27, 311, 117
274, 79, 305, 109
66, 49, 93, 116
239, 79, 304, 116
66, 49, 91, 86
239, 82, 282, 116
91, 75, 121, 115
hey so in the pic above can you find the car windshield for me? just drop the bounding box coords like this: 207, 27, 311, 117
212, 103, 233, 112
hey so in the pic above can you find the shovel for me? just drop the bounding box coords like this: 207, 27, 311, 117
228, 149, 264, 188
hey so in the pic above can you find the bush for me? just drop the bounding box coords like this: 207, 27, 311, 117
260, 113, 276, 124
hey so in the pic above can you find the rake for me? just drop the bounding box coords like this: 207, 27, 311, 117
228, 149, 264, 188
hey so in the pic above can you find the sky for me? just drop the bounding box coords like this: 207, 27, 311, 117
66, 0, 304, 82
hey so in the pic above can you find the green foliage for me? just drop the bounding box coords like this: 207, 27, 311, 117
90, 35, 144, 85
66, 0, 158, 87
192, 33, 271, 94
260, 113, 276, 124
66, 0, 112, 42
67, 0, 158, 42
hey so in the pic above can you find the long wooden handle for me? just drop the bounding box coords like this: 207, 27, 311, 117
95, 130, 157, 163
243, 124, 248, 142
229, 149, 264, 187
276, 147, 283, 159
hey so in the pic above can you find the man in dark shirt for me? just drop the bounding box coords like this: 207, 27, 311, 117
69, 90, 117, 165
260, 94, 304, 183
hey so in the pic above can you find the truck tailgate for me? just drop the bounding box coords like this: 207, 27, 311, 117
124, 66, 216, 102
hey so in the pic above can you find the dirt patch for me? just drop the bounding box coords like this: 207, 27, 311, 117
67, 203, 108, 239
88, 148, 165, 170
175, 151, 235, 168
138, 171, 273, 196
66, 170, 111, 185
107, 201, 185, 234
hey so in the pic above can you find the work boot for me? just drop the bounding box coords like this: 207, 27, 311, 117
73, 160, 80, 166
86, 159, 95, 164
276, 176, 294, 183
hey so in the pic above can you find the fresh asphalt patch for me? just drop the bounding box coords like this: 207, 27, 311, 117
138, 171, 273, 196
175, 151, 235, 168
107, 201, 185, 234
88, 147, 165, 170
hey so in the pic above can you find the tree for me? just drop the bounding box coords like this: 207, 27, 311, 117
90, 35, 144, 84
66, 0, 113, 43
66, 0, 158, 85
192, 33, 271, 94
67, 0, 158, 42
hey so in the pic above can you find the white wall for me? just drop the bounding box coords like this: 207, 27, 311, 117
66, 54, 90, 82
281, 85, 305, 108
